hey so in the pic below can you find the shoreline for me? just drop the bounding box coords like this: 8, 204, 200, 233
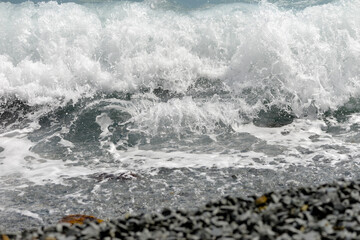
3, 178, 360, 239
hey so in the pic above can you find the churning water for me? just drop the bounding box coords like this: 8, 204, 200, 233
1, 0, 360, 232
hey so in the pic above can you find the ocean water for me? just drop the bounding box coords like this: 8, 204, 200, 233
1, 0, 360, 232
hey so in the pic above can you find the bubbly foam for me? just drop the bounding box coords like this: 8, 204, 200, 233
0, 128, 93, 188
1, 0, 360, 186
0, 0, 359, 113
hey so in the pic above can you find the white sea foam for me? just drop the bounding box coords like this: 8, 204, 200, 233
108, 117, 360, 170
130, 96, 243, 137
0, 128, 93, 187
0, 0, 359, 112
0, 0, 360, 187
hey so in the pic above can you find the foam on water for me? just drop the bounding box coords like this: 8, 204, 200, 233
0, 0, 359, 111
0, 0, 359, 184
0, 129, 93, 188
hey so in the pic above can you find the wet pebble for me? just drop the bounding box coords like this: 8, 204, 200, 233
4, 179, 360, 239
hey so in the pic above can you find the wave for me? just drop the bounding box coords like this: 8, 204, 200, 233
0, 0, 359, 119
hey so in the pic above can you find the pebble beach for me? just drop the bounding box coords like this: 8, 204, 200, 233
3, 179, 360, 240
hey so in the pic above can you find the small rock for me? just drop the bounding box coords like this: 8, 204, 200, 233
255, 196, 268, 206
58, 215, 103, 225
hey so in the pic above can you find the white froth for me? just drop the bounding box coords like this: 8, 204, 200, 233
1, 0, 360, 189
96, 112, 113, 138
1, 115, 360, 188
225, 1, 360, 114
131, 96, 242, 136
0, 0, 359, 112
0, 128, 93, 188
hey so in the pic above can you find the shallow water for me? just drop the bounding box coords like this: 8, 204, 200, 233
1, 0, 360, 232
